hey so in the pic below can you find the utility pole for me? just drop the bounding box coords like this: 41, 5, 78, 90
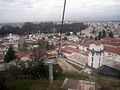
59, 0, 67, 48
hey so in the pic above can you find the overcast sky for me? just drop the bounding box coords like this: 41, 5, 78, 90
0, 0, 120, 23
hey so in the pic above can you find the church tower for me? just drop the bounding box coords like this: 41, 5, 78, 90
88, 41, 104, 69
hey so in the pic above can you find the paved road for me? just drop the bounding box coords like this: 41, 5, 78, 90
57, 57, 80, 72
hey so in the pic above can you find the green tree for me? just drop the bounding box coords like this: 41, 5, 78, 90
65, 32, 70, 36
55, 34, 60, 38
109, 31, 114, 38
53, 64, 63, 80
50, 44, 55, 50
95, 36, 98, 41
73, 31, 77, 35
46, 42, 55, 50
85, 36, 88, 40
46, 42, 50, 50
10, 66, 21, 79
4, 46, 16, 63
22, 41, 28, 51
98, 31, 102, 40
38, 40, 46, 48
48, 35, 53, 39
90, 36, 93, 40
102, 29, 106, 38
64, 37, 67, 40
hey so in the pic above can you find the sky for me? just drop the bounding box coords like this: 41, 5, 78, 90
0, 0, 120, 23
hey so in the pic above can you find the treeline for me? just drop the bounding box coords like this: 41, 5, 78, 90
95, 30, 114, 40
0, 22, 88, 36
10, 61, 62, 80
0, 61, 63, 89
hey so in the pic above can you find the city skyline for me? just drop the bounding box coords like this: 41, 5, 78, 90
0, 0, 120, 23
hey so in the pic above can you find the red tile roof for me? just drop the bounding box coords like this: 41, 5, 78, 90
45, 50, 58, 54
90, 40, 103, 45
104, 46, 120, 55
65, 47, 81, 53
60, 46, 81, 54
15, 52, 32, 59
80, 42, 90, 47
59, 48, 73, 54
80, 38, 120, 55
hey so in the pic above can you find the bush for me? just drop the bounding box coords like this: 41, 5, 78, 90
53, 64, 63, 80
10, 61, 63, 80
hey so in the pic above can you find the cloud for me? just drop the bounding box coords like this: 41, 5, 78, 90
0, 0, 120, 23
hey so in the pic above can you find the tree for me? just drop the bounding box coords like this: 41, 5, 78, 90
64, 37, 67, 40
48, 35, 53, 39
38, 40, 46, 48
55, 34, 60, 38
22, 41, 28, 51
46, 42, 50, 50
98, 31, 102, 40
102, 30, 106, 38
4, 46, 16, 63
0, 22, 88, 36
90, 36, 93, 40
73, 31, 77, 35
46, 42, 55, 50
53, 64, 63, 80
65, 32, 70, 36
109, 31, 114, 38
95, 36, 98, 41
85, 36, 88, 40
10, 66, 21, 79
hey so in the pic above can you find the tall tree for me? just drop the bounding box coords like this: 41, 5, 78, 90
46, 41, 50, 50
90, 36, 93, 40
4, 46, 16, 63
98, 31, 102, 40
22, 41, 28, 51
63, 37, 67, 40
102, 30, 106, 38
109, 31, 114, 38
95, 36, 98, 41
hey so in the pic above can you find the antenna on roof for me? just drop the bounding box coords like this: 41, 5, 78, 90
59, 0, 67, 48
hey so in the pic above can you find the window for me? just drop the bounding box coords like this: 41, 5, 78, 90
99, 58, 101, 67
92, 57, 94, 62
92, 52, 94, 56
91, 62, 93, 67
91, 57, 94, 67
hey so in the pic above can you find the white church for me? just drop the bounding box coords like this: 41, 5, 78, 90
88, 41, 104, 69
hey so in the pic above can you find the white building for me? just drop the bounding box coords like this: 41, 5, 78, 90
4, 33, 19, 43
60, 46, 88, 68
88, 41, 104, 69
0, 45, 8, 55
67, 35, 79, 42
79, 38, 120, 69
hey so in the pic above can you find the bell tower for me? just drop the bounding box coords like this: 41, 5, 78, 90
88, 41, 104, 69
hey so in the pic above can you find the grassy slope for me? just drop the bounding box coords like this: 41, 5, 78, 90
9, 71, 88, 90
9, 72, 120, 90
95, 75, 120, 89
